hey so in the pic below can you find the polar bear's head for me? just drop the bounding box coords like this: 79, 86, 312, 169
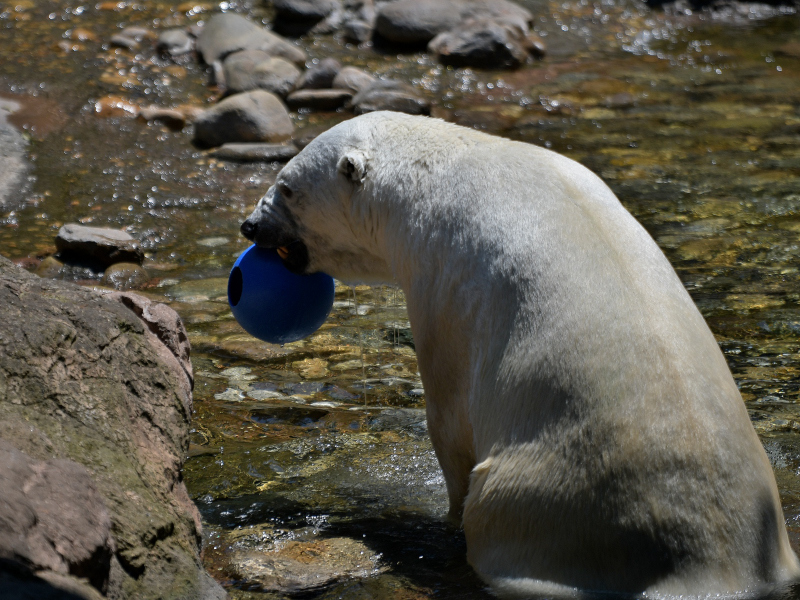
240, 112, 406, 283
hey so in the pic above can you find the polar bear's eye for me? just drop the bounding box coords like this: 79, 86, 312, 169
277, 182, 293, 199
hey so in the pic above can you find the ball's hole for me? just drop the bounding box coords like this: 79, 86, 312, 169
228, 266, 243, 306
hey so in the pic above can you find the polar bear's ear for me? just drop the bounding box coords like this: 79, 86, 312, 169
337, 151, 368, 184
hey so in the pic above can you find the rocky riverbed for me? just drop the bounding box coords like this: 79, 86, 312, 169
3, 0, 800, 598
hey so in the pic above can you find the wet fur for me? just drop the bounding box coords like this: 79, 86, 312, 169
242, 111, 800, 598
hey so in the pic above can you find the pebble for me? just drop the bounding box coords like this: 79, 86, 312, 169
69, 28, 98, 42
93, 96, 139, 118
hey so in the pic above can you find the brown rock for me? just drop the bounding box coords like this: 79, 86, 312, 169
0, 255, 224, 599
94, 96, 139, 118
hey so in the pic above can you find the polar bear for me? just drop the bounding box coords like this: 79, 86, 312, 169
240, 111, 800, 598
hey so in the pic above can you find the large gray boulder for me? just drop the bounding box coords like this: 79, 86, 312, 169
374, 0, 532, 45
0, 255, 226, 600
195, 13, 306, 66
193, 90, 294, 148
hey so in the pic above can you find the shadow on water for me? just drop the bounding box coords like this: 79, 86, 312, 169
199, 492, 493, 599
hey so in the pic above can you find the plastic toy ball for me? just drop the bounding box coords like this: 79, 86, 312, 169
228, 245, 335, 344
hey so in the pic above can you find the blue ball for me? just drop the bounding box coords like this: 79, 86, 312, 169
228, 245, 335, 344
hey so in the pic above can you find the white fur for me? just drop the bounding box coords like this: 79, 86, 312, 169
243, 112, 800, 597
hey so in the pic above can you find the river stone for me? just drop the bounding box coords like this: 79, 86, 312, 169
0, 255, 225, 599
272, 0, 341, 21
192, 90, 294, 148
375, 0, 532, 45
157, 28, 194, 56
102, 262, 150, 289
110, 33, 139, 50
34, 255, 64, 278
343, 18, 372, 42
222, 50, 301, 97
138, 105, 186, 129
286, 89, 353, 110
231, 537, 385, 593
295, 57, 342, 89
428, 18, 530, 69
56, 223, 144, 268
208, 142, 299, 162
195, 12, 306, 66
350, 80, 430, 115
331, 65, 376, 93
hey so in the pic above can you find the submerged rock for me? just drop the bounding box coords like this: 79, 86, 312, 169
195, 13, 306, 66
222, 50, 301, 97
55, 223, 144, 267
101, 261, 150, 289
231, 537, 385, 593
192, 90, 294, 148
0, 255, 225, 599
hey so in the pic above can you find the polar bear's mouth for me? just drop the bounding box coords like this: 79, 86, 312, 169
276, 239, 310, 275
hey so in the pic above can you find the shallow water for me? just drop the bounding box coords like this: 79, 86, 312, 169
2, 0, 800, 597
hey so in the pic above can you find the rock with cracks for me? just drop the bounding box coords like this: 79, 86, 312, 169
0, 255, 226, 600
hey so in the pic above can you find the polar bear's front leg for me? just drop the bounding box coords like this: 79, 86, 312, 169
412, 322, 477, 521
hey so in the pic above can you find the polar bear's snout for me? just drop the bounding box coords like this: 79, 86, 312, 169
241, 190, 310, 274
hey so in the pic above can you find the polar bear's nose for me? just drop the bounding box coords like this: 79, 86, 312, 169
240, 220, 257, 240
